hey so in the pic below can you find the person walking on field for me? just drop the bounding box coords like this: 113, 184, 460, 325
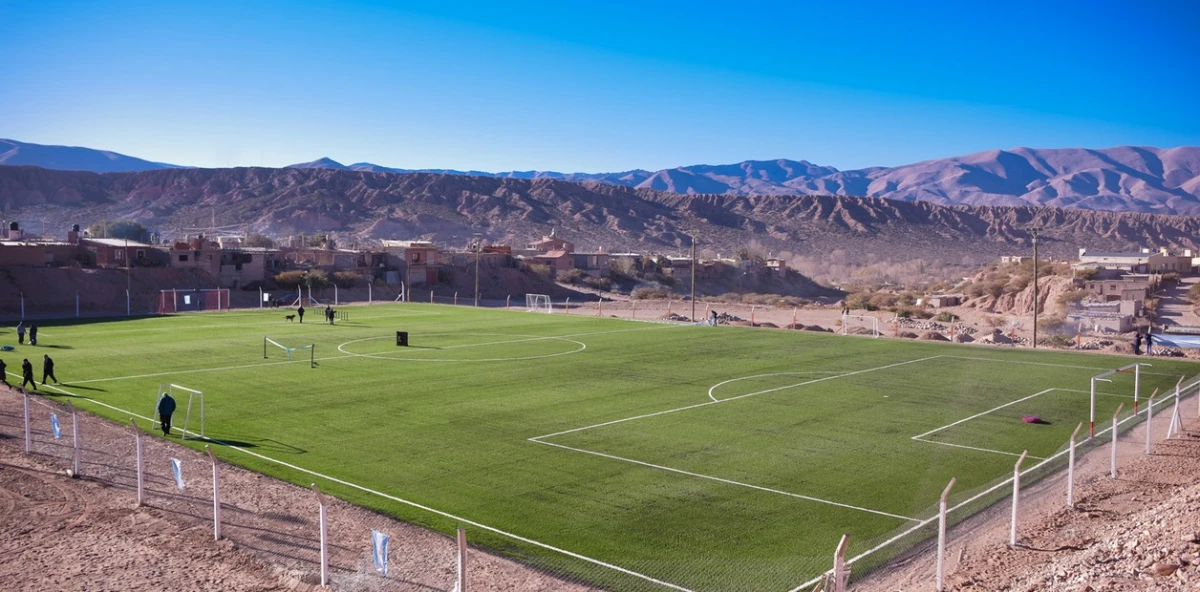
16, 322, 25, 345
297, 305, 305, 323
20, 358, 35, 391
1134, 333, 1142, 356
29, 323, 38, 346
156, 391, 176, 436
41, 354, 58, 386
0, 358, 8, 386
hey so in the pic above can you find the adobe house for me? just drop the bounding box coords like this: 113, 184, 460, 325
527, 229, 574, 254
82, 237, 158, 268
531, 250, 573, 276
572, 251, 610, 277
380, 240, 440, 286
167, 234, 222, 277
765, 258, 788, 274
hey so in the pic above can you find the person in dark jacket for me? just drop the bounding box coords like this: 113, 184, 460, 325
1133, 333, 1142, 355
20, 358, 35, 391
29, 323, 38, 346
157, 392, 177, 436
42, 354, 58, 386
1144, 331, 1154, 356
0, 358, 7, 386
297, 305, 306, 323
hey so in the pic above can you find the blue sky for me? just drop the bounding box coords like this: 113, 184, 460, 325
1, 0, 1197, 172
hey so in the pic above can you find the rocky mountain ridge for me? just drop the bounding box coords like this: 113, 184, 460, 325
3, 166, 1199, 281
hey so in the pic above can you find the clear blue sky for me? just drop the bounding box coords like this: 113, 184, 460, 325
2, 0, 1198, 172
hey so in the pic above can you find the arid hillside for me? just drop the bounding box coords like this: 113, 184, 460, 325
3, 166, 1200, 282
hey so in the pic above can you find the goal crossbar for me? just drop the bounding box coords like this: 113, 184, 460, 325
264, 337, 316, 368
153, 384, 204, 440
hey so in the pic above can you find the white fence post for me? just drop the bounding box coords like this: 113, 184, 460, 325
23, 393, 31, 454
368, 282, 372, 304
1146, 388, 1157, 455
76, 292, 80, 317
456, 526, 468, 592
936, 477, 956, 592
1111, 402, 1124, 478
505, 295, 510, 309
206, 445, 221, 540
454, 292, 458, 306
131, 419, 144, 507
1010, 450, 1028, 548
1067, 422, 1082, 509
1167, 376, 1184, 439
126, 289, 131, 317
71, 403, 81, 477
832, 533, 849, 592
312, 484, 329, 587
334, 284, 338, 306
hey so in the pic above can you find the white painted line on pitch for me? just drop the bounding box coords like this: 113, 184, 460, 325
66, 354, 356, 384
1057, 388, 1137, 399
15, 387, 695, 592
940, 355, 1182, 377
911, 388, 1057, 440
706, 372, 846, 403
911, 437, 1045, 460
532, 356, 945, 441
532, 439, 919, 522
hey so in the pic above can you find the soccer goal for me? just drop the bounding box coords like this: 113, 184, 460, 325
841, 313, 880, 338
158, 288, 230, 314
153, 384, 204, 439
525, 293, 552, 314
264, 337, 316, 368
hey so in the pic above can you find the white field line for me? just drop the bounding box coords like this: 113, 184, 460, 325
533, 439, 918, 522
706, 372, 845, 403
532, 356, 943, 441
789, 379, 1200, 592
911, 389, 1057, 440
66, 355, 355, 384
338, 325, 670, 356
911, 438, 1045, 460
18, 386, 696, 592
1057, 388, 1137, 399
940, 355, 1182, 377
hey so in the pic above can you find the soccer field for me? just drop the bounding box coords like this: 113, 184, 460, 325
23, 304, 1200, 591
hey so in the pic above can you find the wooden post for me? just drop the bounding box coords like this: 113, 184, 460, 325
936, 477, 956, 592
1067, 422, 1082, 508
312, 484, 329, 587
1111, 402, 1124, 478
206, 445, 221, 540
131, 419, 144, 507
1010, 450, 1028, 547
832, 533, 849, 592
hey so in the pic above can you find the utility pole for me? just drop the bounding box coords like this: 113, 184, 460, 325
1027, 227, 1043, 349
690, 232, 697, 322
472, 233, 482, 307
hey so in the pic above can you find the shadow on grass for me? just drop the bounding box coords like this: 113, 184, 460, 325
207, 435, 308, 454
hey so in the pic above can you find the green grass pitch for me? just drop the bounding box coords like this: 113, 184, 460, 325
20, 305, 1200, 591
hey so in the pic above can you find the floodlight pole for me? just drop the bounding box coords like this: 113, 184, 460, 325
689, 231, 697, 322
472, 233, 482, 307
1027, 227, 1042, 348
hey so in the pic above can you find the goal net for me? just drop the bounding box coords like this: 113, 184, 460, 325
264, 337, 317, 368
525, 293, 552, 314
153, 384, 204, 439
841, 313, 880, 338
158, 289, 230, 314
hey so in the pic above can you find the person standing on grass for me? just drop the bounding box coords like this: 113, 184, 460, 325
0, 358, 7, 386
29, 323, 38, 346
297, 305, 305, 323
1145, 331, 1154, 356
157, 391, 176, 436
41, 354, 58, 386
16, 322, 25, 345
20, 358, 35, 391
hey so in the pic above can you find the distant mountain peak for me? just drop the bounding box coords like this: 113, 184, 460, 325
0, 138, 177, 173
288, 157, 348, 170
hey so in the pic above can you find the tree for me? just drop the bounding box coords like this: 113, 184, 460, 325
244, 233, 277, 248
87, 220, 149, 242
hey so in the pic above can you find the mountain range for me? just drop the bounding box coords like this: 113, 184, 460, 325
5, 139, 1200, 215
3, 165, 1200, 283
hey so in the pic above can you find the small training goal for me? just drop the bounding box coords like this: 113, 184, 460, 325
841, 313, 880, 338
153, 384, 204, 439
525, 293, 552, 314
264, 337, 316, 368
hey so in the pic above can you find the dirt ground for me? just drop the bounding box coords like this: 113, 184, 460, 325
2, 302, 1199, 592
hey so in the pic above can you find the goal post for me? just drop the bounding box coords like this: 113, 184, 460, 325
264, 336, 317, 368
158, 289, 231, 314
525, 293, 552, 314
153, 384, 204, 440
841, 313, 880, 338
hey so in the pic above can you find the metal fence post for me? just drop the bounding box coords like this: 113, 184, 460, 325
936, 477, 956, 591
24, 393, 32, 454
456, 527, 468, 592
131, 419, 144, 507
1111, 402, 1124, 478
1067, 423, 1082, 508
207, 445, 221, 540
71, 403, 81, 477
1010, 450, 1028, 548
312, 484, 329, 587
